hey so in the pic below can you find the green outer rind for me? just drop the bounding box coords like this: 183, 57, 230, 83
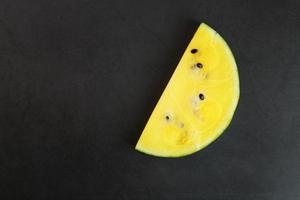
135, 23, 240, 158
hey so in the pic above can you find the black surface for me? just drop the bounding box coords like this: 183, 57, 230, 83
0, 0, 300, 199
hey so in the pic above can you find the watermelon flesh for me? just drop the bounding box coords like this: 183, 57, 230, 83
135, 23, 239, 157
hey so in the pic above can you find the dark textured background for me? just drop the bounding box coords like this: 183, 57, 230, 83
0, 0, 299, 199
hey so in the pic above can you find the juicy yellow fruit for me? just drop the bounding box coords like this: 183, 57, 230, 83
135, 23, 239, 157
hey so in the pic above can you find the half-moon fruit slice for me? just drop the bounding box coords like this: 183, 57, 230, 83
136, 23, 239, 157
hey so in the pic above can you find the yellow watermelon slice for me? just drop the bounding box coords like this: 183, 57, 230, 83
136, 23, 240, 157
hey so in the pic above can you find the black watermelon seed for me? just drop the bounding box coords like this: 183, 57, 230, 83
191, 49, 198, 54
196, 63, 203, 68
199, 93, 205, 100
